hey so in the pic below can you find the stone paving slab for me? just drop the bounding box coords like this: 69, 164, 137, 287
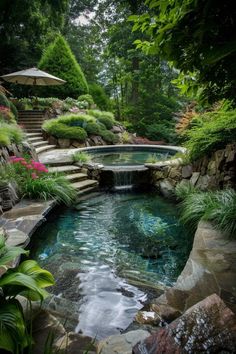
1, 199, 56, 249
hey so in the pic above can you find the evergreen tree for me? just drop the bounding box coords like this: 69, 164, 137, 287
39, 35, 88, 98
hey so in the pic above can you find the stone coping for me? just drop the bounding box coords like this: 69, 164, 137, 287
0, 199, 56, 252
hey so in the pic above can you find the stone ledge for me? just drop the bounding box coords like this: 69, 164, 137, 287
1, 199, 56, 250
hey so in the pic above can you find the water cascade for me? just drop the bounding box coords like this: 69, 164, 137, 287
100, 166, 150, 191
113, 169, 135, 190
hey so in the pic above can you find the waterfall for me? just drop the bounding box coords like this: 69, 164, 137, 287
113, 169, 134, 191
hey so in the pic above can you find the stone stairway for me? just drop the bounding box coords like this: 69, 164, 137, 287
47, 164, 99, 197
18, 110, 56, 155
18, 110, 99, 197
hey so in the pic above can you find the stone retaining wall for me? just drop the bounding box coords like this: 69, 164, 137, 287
0, 143, 38, 213
149, 143, 236, 197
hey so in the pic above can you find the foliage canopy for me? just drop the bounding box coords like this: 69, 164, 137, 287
132, 0, 236, 103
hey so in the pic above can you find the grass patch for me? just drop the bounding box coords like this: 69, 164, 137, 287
176, 183, 236, 238
72, 151, 91, 163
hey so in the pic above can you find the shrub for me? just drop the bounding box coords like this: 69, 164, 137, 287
78, 94, 94, 108
72, 151, 91, 163
100, 130, 119, 144
185, 108, 236, 160
176, 185, 236, 238
44, 120, 87, 141
39, 35, 88, 98
86, 122, 103, 135
145, 122, 177, 142
88, 110, 115, 129
0, 92, 10, 108
59, 113, 95, 127
9, 101, 18, 119
0, 106, 16, 124
89, 83, 111, 110
87, 109, 103, 118
97, 116, 114, 130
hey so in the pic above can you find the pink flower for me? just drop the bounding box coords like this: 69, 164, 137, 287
26, 164, 33, 169
31, 173, 38, 179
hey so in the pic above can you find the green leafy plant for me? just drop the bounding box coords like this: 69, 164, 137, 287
0, 234, 54, 353
72, 151, 91, 163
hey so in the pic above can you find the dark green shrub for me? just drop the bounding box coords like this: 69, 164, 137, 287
9, 101, 18, 119
43, 121, 87, 141
0, 92, 10, 107
88, 110, 115, 129
86, 122, 103, 135
89, 83, 111, 110
97, 116, 114, 130
78, 94, 94, 108
39, 35, 88, 98
100, 130, 119, 144
145, 122, 177, 142
59, 114, 95, 128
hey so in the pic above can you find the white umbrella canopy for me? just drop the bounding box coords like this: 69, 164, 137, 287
1, 67, 66, 86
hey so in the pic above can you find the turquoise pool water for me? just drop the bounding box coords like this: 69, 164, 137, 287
88, 147, 175, 166
31, 192, 191, 338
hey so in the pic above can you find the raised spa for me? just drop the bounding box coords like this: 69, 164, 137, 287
31, 191, 191, 339
80, 144, 183, 166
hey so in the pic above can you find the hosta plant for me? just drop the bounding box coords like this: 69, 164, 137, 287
0, 234, 54, 353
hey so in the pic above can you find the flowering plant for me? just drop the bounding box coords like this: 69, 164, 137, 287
9, 156, 48, 180
0, 105, 15, 123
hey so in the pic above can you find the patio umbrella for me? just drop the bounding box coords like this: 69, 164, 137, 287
1, 67, 66, 106
0, 67, 66, 86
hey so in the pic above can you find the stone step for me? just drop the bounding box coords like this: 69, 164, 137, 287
31, 141, 48, 148
18, 117, 45, 121
35, 145, 57, 154
27, 137, 44, 143
47, 165, 81, 174
19, 124, 43, 128
65, 173, 88, 182
77, 187, 99, 198
24, 129, 42, 133
71, 179, 98, 191
26, 133, 42, 137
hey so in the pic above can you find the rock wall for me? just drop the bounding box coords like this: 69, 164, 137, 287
0, 143, 38, 213
149, 143, 236, 197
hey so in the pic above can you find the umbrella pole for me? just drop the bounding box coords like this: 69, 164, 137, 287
33, 78, 38, 109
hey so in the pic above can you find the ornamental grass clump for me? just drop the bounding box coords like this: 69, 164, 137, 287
176, 182, 236, 238
8, 156, 76, 205
0, 123, 24, 146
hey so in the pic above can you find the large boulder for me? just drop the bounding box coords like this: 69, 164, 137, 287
133, 294, 236, 353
